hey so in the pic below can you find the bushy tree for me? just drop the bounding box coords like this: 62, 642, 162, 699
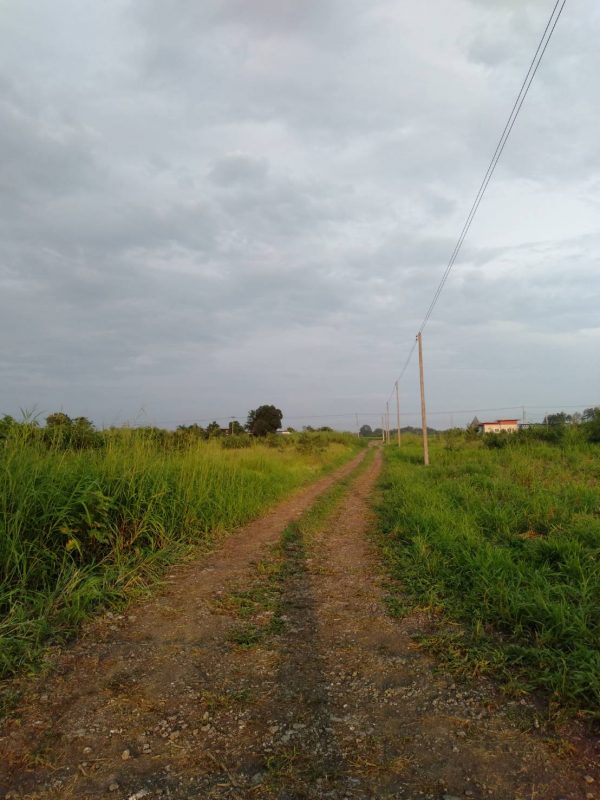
0, 415, 17, 441
44, 413, 99, 449
206, 421, 223, 437
246, 405, 283, 437
544, 412, 571, 426
584, 407, 600, 443
359, 424, 373, 437
176, 423, 207, 439
46, 412, 71, 427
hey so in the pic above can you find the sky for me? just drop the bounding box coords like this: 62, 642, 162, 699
1, 0, 599, 431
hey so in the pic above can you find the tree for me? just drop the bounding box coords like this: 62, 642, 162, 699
229, 420, 245, 434
206, 421, 224, 437
176, 423, 207, 440
246, 405, 283, 437
544, 412, 571, 426
583, 407, 600, 443
583, 407, 600, 422
359, 424, 372, 437
46, 412, 71, 427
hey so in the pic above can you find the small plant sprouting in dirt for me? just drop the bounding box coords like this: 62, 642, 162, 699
199, 688, 253, 711
229, 623, 265, 648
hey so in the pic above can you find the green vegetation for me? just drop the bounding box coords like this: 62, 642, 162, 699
246, 404, 283, 437
377, 434, 600, 713
0, 419, 363, 680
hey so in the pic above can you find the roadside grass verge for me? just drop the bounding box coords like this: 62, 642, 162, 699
0, 431, 364, 684
376, 439, 600, 715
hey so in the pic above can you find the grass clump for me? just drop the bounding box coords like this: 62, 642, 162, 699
377, 437, 600, 713
0, 428, 362, 680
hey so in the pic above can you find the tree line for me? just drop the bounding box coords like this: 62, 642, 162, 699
0, 404, 286, 449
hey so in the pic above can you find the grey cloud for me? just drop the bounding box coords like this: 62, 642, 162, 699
208, 154, 269, 186
1, 0, 598, 427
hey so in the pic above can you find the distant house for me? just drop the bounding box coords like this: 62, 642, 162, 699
477, 419, 519, 434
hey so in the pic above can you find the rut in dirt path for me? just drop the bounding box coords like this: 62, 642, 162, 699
1, 444, 598, 800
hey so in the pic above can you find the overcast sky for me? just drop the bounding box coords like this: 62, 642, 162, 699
1, 0, 598, 430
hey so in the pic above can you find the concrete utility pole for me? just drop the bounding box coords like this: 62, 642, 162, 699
386, 401, 390, 444
417, 332, 430, 466
395, 381, 401, 448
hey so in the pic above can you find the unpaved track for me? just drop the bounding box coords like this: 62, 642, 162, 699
1, 447, 598, 800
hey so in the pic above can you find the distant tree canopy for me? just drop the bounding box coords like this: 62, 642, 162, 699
229, 420, 245, 434
176, 423, 206, 440
46, 412, 72, 427
359, 424, 373, 437
44, 412, 98, 448
584, 407, 600, 442
544, 412, 571, 426
206, 420, 223, 437
246, 405, 283, 437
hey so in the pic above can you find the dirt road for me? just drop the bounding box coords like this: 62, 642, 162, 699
1, 447, 598, 799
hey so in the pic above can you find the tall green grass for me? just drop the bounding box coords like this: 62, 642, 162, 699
377, 437, 600, 712
0, 429, 362, 679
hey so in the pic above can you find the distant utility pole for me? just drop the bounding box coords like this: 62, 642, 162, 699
395, 381, 401, 448
355, 413, 359, 437
386, 401, 390, 444
417, 332, 430, 466
381, 415, 385, 443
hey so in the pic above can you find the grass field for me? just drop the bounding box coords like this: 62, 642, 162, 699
0, 428, 363, 680
377, 435, 600, 714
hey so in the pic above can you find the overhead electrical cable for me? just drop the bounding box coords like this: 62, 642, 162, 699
418, 0, 566, 334
386, 0, 567, 402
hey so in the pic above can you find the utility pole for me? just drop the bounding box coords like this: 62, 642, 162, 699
381, 415, 385, 443
355, 413, 359, 437
386, 401, 390, 444
395, 381, 401, 448
417, 332, 430, 466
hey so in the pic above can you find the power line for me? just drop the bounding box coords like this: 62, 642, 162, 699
385, 0, 567, 410
418, 0, 566, 334
129, 401, 596, 428
387, 338, 418, 403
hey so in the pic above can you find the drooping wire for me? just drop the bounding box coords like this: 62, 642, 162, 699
386, 0, 567, 405
418, 0, 566, 334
